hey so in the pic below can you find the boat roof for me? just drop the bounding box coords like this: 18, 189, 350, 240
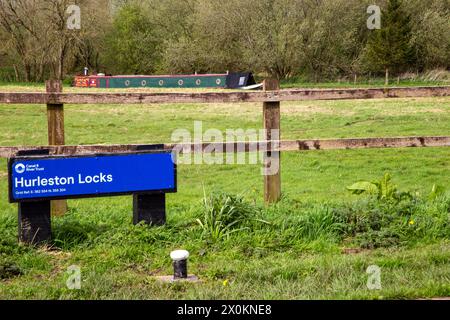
80, 74, 228, 78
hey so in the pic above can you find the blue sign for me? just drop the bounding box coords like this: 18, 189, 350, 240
9, 152, 176, 202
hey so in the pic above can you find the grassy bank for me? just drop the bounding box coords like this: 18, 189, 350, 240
1, 190, 449, 299
0, 85, 449, 299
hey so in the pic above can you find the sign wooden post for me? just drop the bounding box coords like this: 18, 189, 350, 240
133, 193, 167, 226
132, 145, 169, 226
263, 79, 281, 204
46, 80, 67, 216
16, 149, 52, 245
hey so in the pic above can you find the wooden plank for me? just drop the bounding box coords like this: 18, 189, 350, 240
0, 86, 448, 104
1, 136, 449, 159
46, 80, 67, 217
263, 79, 281, 204
280, 136, 450, 150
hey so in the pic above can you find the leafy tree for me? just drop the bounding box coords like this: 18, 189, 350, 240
364, 0, 415, 84
1, 0, 448, 82
103, 3, 160, 74
405, 0, 450, 71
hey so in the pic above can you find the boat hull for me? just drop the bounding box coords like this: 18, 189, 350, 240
73, 73, 255, 89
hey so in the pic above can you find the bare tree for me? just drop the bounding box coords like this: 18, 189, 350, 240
0, 0, 40, 81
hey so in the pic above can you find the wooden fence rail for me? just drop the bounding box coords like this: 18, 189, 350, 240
1, 136, 449, 159
0, 86, 449, 105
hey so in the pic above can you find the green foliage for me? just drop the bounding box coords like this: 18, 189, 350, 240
297, 207, 343, 241
0, 67, 16, 82
344, 174, 449, 248
406, 0, 450, 71
363, 0, 415, 77
196, 192, 261, 242
1, 184, 449, 298
103, 3, 161, 74
109, 0, 449, 79
347, 173, 414, 202
354, 229, 402, 249
0, 0, 449, 81
347, 181, 379, 195
429, 184, 446, 201
0, 260, 22, 280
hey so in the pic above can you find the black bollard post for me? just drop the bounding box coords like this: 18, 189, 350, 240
173, 259, 188, 279
171, 250, 189, 279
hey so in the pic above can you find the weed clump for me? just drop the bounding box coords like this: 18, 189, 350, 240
0, 259, 22, 280
340, 174, 449, 248
196, 192, 266, 242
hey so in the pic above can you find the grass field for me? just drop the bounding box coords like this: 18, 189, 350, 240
0, 84, 449, 299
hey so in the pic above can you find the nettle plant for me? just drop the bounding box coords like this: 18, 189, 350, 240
347, 173, 413, 203
347, 173, 446, 203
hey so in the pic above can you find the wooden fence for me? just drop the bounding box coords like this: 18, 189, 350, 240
1, 80, 449, 211
1, 85, 449, 105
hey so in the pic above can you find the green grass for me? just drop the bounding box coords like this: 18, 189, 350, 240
281, 80, 449, 89
280, 77, 450, 89
0, 84, 449, 299
1, 98, 449, 145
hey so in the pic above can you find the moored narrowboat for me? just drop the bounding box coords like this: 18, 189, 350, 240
73, 72, 256, 89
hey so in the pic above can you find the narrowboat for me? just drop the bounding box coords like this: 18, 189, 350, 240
73, 72, 257, 89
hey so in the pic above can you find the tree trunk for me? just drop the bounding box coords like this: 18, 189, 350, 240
57, 43, 67, 81
385, 67, 389, 86
38, 63, 45, 82
32, 63, 39, 82
37, 52, 47, 82
94, 52, 100, 72
58, 53, 64, 80
24, 64, 31, 82
13, 64, 19, 82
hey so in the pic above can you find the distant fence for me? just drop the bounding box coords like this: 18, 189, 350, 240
1, 81, 449, 209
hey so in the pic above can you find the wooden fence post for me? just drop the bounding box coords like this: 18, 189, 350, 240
46, 80, 67, 216
263, 79, 281, 204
